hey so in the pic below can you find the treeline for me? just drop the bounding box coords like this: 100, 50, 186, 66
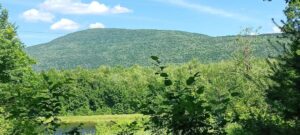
0, 57, 263, 115
8, 60, 269, 117
42, 66, 158, 115
0, 58, 283, 134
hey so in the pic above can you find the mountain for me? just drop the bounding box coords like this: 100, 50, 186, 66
26, 28, 280, 70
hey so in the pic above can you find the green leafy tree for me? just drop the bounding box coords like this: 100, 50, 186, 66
0, 5, 37, 134
266, 0, 300, 125
0, 6, 34, 83
0, 6, 73, 134
142, 56, 214, 135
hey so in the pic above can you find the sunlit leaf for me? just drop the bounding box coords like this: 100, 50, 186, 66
296, 49, 300, 55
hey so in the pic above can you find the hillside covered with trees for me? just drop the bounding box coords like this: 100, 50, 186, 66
26, 29, 281, 70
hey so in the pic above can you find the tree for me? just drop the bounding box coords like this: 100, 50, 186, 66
142, 56, 214, 135
0, 6, 34, 83
265, 0, 300, 133
0, 5, 37, 134
0, 6, 72, 134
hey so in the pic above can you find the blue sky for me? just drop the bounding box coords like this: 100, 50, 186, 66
0, 0, 285, 46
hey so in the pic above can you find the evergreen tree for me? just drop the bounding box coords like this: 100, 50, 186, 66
0, 6, 34, 83
266, 0, 300, 132
0, 6, 71, 134
0, 5, 37, 134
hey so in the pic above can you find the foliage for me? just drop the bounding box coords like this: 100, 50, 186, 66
59, 114, 147, 134
0, 107, 11, 134
0, 6, 34, 83
225, 123, 251, 135
0, 6, 71, 134
265, 0, 300, 133
51, 66, 157, 115
0, 5, 38, 134
25, 28, 282, 70
142, 56, 217, 135
116, 119, 146, 135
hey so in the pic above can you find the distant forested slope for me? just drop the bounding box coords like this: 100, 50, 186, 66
26, 28, 281, 70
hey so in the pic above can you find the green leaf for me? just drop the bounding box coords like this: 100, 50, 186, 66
150, 56, 159, 61
186, 77, 195, 85
215, 108, 227, 113
204, 106, 212, 111
222, 98, 230, 103
196, 87, 204, 94
193, 72, 200, 77
160, 66, 166, 70
296, 49, 300, 56
210, 99, 218, 104
164, 79, 172, 86
231, 92, 240, 97
160, 73, 168, 77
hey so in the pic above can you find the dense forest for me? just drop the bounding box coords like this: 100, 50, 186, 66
0, 0, 300, 134
26, 28, 281, 70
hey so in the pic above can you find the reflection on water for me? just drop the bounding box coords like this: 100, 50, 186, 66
54, 124, 96, 135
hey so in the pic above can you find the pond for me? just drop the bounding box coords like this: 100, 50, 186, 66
54, 123, 96, 135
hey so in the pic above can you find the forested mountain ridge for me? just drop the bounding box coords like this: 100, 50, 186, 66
26, 28, 281, 70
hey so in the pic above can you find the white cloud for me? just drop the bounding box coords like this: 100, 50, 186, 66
22, 8, 55, 22
50, 18, 80, 30
111, 5, 132, 14
156, 0, 254, 21
272, 26, 282, 33
40, 0, 131, 15
89, 22, 105, 29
